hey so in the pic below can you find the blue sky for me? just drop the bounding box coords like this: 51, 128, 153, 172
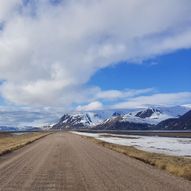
89, 49, 191, 93
0, 0, 191, 122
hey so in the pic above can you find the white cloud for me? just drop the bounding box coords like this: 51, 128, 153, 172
112, 92, 191, 109
76, 101, 103, 111
0, 1, 19, 21
95, 88, 154, 100
182, 104, 191, 108
0, 1, 191, 108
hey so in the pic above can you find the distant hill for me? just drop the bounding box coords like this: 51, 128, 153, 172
0, 126, 42, 132
0, 126, 19, 131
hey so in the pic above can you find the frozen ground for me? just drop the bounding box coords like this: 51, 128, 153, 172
72, 132, 191, 157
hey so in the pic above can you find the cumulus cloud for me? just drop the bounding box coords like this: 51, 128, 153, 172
76, 101, 103, 111
0, 0, 191, 108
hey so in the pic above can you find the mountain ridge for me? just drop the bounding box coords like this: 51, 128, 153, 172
52, 106, 190, 130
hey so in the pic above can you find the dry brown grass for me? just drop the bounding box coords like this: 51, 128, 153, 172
0, 132, 51, 156
83, 136, 191, 181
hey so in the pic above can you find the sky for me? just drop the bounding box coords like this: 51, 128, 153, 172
0, 0, 191, 126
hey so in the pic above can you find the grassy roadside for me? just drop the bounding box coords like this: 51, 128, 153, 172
0, 132, 51, 156
82, 135, 191, 181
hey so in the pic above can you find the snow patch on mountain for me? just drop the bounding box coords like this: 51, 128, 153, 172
120, 106, 189, 125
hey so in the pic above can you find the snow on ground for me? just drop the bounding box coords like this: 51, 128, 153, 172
72, 132, 191, 157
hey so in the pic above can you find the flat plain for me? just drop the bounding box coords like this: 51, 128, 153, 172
0, 132, 191, 191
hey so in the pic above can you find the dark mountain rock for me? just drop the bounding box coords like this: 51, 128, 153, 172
156, 110, 191, 130
135, 108, 161, 118
94, 116, 153, 130
52, 113, 93, 130
112, 112, 122, 117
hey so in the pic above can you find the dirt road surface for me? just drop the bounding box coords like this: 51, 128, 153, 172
0, 132, 190, 191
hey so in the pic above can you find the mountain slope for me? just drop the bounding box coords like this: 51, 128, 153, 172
122, 106, 189, 125
156, 110, 191, 130
135, 108, 161, 118
52, 112, 103, 129
94, 116, 153, 130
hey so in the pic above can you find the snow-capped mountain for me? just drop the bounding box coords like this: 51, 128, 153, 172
1, 105, 189, 131
120, 106, 189, 125
94, 115, 152, 130
52, 112, 104, 129
52, 106, 190, 130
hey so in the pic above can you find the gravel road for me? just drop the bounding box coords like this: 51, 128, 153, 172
0, 132, 190, 191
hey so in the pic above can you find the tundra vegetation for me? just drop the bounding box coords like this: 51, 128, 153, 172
0, 132, 51, 156
82, 135, 191, 181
